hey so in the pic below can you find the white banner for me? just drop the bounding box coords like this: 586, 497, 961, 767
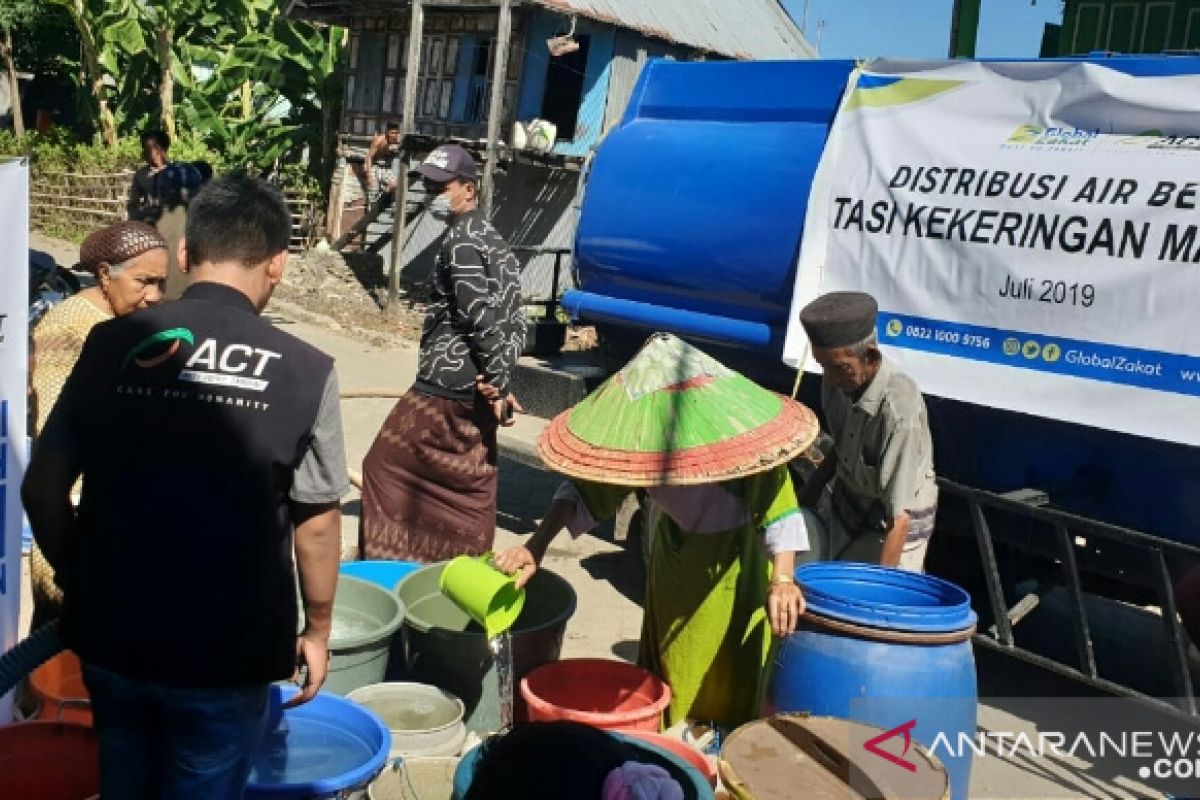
783, 60, 1200, 446
0, 159, 28, 723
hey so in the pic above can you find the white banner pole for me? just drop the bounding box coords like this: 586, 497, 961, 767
0, 158, 30, 724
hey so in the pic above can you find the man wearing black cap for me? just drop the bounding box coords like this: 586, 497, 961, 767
798, 291, 937, 571
360, 143, 527, 562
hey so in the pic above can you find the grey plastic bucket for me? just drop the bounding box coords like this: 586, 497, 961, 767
347, 682, 467, 757
322, 575, 406, 696
395, 562, 576, 733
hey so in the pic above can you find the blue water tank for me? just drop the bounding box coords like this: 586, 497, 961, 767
570, 58, 856, 351
767, 563, 978, 800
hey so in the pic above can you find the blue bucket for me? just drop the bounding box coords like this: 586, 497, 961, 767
451, 730, 714, 799
246, 685, 391, 799
768, 563, 978, 800
340, 561, 422, 593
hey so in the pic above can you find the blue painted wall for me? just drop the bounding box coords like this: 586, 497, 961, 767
516, 12, 554, 120
515, 10, 617, 157
450, 34, 477, 123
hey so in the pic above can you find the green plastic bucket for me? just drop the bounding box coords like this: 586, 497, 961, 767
396, 562, 576, 734
321, 574, 406, 696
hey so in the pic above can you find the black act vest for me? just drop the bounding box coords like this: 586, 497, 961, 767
59, 282, 333, 687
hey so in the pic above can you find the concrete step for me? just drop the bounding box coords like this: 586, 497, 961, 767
509, 352, 607, 422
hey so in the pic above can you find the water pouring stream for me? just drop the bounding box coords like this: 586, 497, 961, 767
489, 631, 516, 730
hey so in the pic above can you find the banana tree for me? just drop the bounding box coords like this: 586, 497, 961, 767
0, 0, 45, 137
177, 15, 344, 184
45, 0, 128, 145
47, 0, 259, 143
139, 0, 267, 139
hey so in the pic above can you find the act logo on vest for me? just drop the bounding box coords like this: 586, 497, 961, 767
125, 328, 280, 391
119, 328, 282, 410
180, 338, 281, 391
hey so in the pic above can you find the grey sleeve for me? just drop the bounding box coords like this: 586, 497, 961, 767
290, 370, 351, 504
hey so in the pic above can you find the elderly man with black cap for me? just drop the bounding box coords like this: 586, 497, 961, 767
797, 291, 938, 572
360, 143, 527, 563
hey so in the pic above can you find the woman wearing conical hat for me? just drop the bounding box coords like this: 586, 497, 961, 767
494, 333, 819, 728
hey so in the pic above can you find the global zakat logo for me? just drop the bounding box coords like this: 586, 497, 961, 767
123, 327, 194, 369
179, 338, 281, 392
864, 719, 919, 773
1005, 124, 1098, 148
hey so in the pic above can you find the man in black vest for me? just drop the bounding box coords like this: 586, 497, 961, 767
23, 174, 349, 798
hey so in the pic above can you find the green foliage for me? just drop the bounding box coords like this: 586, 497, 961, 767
0, 129, 223, 175
32, 0, 344, 185
0, 130, 27, 157
175, 11, 345, 180
276, 161, 321, 200
15, 0, 345, 223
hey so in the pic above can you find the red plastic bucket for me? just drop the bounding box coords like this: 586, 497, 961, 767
29, 650, 92, 725
0, 721, 100, 799
621, 731, 718, 788
519, 658, 671, 733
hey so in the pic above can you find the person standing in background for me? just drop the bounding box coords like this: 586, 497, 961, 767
365, 121, 402, 203
156, 160, 212, 300
127, 129, 171, 224
360, 144, 526, 563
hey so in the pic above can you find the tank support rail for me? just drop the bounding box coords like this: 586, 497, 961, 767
511, 246, 572, 319
939, 478, 1200, 718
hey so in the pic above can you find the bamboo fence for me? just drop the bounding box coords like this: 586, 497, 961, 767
282, 188, 323, 253
30, 170, 132, 231
29, 169, 324, 252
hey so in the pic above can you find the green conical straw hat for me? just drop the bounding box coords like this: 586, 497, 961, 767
538, 333, 819, 486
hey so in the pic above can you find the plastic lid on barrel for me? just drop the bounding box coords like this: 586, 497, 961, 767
794, 563, 977, 634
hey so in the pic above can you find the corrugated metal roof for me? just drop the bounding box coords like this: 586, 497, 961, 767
533, 0, 815, 60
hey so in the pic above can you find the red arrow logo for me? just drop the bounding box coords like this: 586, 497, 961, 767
863, 719, 918, 773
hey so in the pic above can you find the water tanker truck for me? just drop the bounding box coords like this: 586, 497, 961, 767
563, 55, 1200, 713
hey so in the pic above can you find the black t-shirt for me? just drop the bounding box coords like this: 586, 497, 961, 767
127, 164, 163, 223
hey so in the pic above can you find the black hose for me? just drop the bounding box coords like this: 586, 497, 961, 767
0, 622, 66, 698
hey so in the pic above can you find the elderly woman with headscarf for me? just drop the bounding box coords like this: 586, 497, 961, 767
28, 220, 168, 629
495, 333, 820, 729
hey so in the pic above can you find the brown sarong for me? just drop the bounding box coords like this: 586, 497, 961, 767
360, 389, 498, 562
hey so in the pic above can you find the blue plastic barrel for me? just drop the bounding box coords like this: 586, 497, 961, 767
451, 730, 714, 800
246, 685, 391, 799
767, 563, 978, 800
339, 560, 422, 593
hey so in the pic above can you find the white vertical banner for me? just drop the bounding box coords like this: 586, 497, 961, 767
0, 159, 29, 723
